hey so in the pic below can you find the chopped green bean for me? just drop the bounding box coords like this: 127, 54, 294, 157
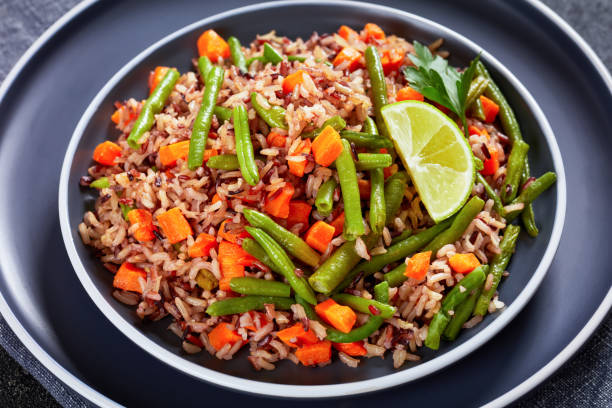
339, 131, 394, 150
213, 106, 232, 122
355, 153, 393, 171
505, 172, 556, 222
390, 229, 413, 245
365, 46, 389, 137
243, 209, 320, 267
301, 116, 346, 138
373, 281, 390, 303
384, 171, 408, 225
314, 178, 337, 217
233, 104, 260, 186
369, 168, 386, 235
476, 173, 505, 217
466, 75, 490, 109
245, 227, 317, 304
263, 43, 283, 64
206, 154, 240, 170
333, 293, 396, 318
228, 36, 248, 73
246, 56, 265, 67
251, 92, 287, 129
336, 139, 365, 241
241, 238, 282, 275
501, 139, 529, 203
469, 97, 486, 121
287, 55, 306, 62
295, 294, 318, 320
90, 177, 109, 189
443, 284, 482, 341
188, 66, 224, 170
383, 263, 409, 287
520, 160, 538, 237
229, 277, 291, 298
363, 117, 379, 135
127, 68, 180, 149
206, 295, 294, 316
119, 203, 134, 221
326, 315, 384, 343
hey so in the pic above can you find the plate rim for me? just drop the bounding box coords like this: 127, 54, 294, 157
1, 0, 606, 406
57, 0, 566, 399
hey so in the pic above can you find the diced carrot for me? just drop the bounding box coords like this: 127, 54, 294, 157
358, 179, 370, 199
384, 163, 398, 179
188, 233, 217, 258
267, 131, 286, 147
218, 240, 255, 291
338, 25, 359, 41
111, 108, 121, 124
203, 148, 218, 162
480, 95, 500, 123
264, 184, 295, 219
211, 193, 223, 204
282, 70, 311, 94
276, 323, 318, 348
295, 340, 332, 366
305, 221, 335, 253
148, 66, 170, 94
396, 86, 424, 102
333, 47, 363, 72
333, 341, 367, 356
362, 23, 385, 42
208, 323, 243, 351
93, 141, 122, 166
288, 138, 312, 177
157, 207, 193, 244
159, 140, 190, 167
381, 48, 405, 75
127, 209, 155, 242
113, 262, 146, 293
315, 298, 357, 333
448, 253, 481, 274
330, 212, 345, 237
286, 201, 312, 233
480, 146, 499, 176
311, 125, 344, 167
218, 219, 250, 244
404, 251, 432, 281
197, 29, 230, 62
111, 103, 138, 126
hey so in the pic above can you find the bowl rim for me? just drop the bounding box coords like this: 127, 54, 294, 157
58, 0, 566, 398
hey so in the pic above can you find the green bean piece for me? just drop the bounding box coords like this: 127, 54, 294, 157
351, 217, 454, 280
309, 233, 379, 295
443, 285, 483, 341
206, 154, 240, 170
243, 209, 321, 267
474, 225, 520, 316
314, 178, 337, 217
390, 229, 413, 245
250, 92, 287, 129
475, 61, 523, 144
383, 263, 409, 287
422, 196, 485, 257
246, 56, 266, 67
229, 277, 291, 298
476, 173, 505, 217
505, 172, 557, 222
196, 270, 218, 291
501, 139, 529, 203
326, 315, 384, 343
339, 131, 394, 150
336, 139, 365, 241
245, 227, 317, 304
263, 43, 283, 64
301, 116, 346, 139
206, 295, 294, 316
363, 117, 379, 135
90, 177, 109, 189
520, 159, 538, 237
355, 153, 393, 171
465, 75, 490, 109
469, 97, 486, 121
295, 294, 318, 320
197, 56, 213, 83
127, 68, 180, 149
233, 105, 260, 186
119, 203, 134, 221
374, 281, 390, 303
188, 66, 224, 170
384, 171, 408, 225
332, 294, 396, 319
425, 265, 487, 350
365, 46, 389, 137
474, 156, 484, 172
241, 238, 282, 275
213, 106, 232, 122
287, 55, 306, 62
369, 168, 386, 235
227, 36, 248, 73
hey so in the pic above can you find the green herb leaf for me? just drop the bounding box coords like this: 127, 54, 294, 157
403, 41, 480, 136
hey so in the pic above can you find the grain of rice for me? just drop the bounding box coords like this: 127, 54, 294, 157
339, 352, 360, 368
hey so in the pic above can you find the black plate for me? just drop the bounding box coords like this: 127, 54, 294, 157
0, 0, 610, 406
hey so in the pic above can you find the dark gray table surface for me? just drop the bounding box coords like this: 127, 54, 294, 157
0, 0, 610, 407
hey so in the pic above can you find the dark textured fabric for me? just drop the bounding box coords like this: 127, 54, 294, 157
0, 0, 610, 407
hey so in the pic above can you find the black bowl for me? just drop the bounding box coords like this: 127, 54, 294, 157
59, 0, 565, 397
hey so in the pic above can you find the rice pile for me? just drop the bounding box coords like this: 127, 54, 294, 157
79, 29, 509, 370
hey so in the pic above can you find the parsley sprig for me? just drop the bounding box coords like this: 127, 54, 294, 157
403, 41, 480, 137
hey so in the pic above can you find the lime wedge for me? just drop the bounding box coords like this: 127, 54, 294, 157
381, 101, 474, 222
